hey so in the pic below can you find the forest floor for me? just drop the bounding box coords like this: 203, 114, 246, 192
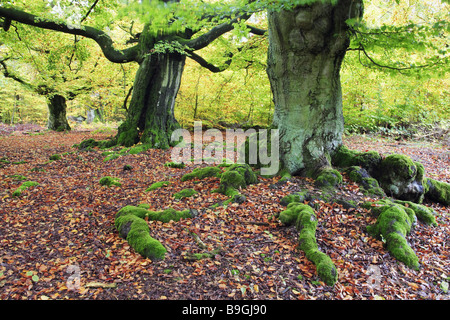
0, 124, 448, 301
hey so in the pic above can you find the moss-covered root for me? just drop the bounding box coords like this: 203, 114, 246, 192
99, 176, 122, 187
181, 166, 222, 182
364, 203, 419, 270
394, 200, 438, 226
279, 203, 338, 286
147, 208, 192, 223
115, 206, 167, 260
346, 166, 385, 197
332, 145, 382, 174
173, 188, 198, 200
424, 178, 450, 206
146, 181, 170, 192
280, 190, 310, 206
314, 167, 343, 189
12, 181, 39, 197
218, 164, 258, 196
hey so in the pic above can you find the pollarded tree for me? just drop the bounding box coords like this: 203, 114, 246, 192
0, 0, 265, 147
0, 4, 126, 132
264, 0, 448, 177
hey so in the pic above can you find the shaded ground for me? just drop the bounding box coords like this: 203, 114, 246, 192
0, 128, 448, 300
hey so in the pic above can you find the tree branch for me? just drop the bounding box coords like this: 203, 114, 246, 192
247, 25, 266, 36
0, 5, 139, 64
185, 13, 252, 51
357, 44, 438, 72
188, 51, 233, 73
81, 0, 100, 23
0, 57, 35, 90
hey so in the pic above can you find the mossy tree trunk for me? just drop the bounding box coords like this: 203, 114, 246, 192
0, 3, 263, 147
267, 0, 363, 176
115, 52, 185, 148
47, 94, 71, 132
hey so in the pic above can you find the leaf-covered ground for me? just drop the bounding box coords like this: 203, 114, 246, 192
0, 126, 448, 300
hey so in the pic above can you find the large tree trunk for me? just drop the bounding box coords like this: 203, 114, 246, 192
47, 94, 71, 131
267, 0, 363, 176
116, 52, 186, 148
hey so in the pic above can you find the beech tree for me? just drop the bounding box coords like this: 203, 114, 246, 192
0, 0, 265, 147
264, 0, 448, 176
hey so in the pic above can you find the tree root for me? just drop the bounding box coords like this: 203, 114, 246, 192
279, 202, 338, 286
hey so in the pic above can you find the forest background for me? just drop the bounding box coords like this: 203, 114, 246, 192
0, 0, 448, 140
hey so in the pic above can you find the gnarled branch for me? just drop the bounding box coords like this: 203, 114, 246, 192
188, 51, 233, 73
0, 5, 139, 64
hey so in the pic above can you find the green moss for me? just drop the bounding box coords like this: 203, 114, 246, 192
127, 144, 147, 155
298, 229, 318, 252
8, 174, 27, 181
115, 205, 149, 221
147, 208, 192, 223
331, 145, 358, 168
278, 168, 292, 182
355, 151, 382, 171
164, 161, 186, 169
394, 200, 437, 226
279, 202, 337, 286
49, 154, 61, 161
280, 190, 310, 206
424, 178, 450, 206
415, 162, 425, 182
103, 153, 120, 162
314, 168, 343, 188
117, 126, 139, 148
146, 181, 170, 192
345, 166, 384, 194
75, 138, 99, 150
173, 188, 198, 200
99, 176, 122, 187
137, 203, 151, 209
365, 203, 419, 270
332, 145, 382, 173
12, 181, 39, 197
125, 217, 167, 260
181, 166, 222, 182
380, 154, 416, 181
219, 170, 247, 190
115, 206, 167, 260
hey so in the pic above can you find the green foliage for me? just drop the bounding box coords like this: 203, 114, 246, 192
342, 0, 449, 135
1, 0, 448, 138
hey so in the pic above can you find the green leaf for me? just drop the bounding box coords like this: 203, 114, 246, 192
32, 275, 39, 282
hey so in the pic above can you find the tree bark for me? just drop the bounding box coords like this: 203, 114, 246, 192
116, 52, 186, 148
267, 0, 363, 176
47, 94, 71, 131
